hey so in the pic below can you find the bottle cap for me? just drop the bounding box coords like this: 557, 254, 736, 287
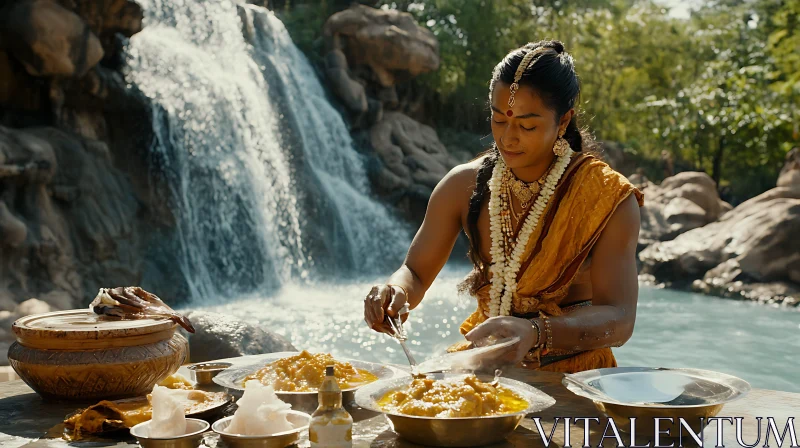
326, 365, 334, 376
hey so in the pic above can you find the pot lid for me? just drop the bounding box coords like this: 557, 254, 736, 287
12, 309, 176, 341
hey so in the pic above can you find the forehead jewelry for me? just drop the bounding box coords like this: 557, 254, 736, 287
508, 47, 556, 110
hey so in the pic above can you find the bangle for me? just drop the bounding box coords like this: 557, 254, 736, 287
541, 314, 553, 353
387, 284, 409, 301
529, 319, 542, 349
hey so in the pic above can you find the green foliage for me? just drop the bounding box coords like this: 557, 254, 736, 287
372, 0, 799, 200
275, 0, 798, 200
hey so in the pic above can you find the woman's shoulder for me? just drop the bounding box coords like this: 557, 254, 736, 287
433, 155, 488, 197
573, 154, 644, 206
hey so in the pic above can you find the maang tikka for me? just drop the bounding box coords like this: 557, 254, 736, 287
507, 47, 571, 157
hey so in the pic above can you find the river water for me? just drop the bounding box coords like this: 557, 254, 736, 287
194, 265, 800, 393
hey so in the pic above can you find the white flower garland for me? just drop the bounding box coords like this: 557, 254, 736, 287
487, 148, 574, 317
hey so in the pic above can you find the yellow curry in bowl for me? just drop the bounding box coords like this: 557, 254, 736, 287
377, 375, 529, 418
243, 350, 379, 392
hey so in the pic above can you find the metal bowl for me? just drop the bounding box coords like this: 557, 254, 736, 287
129, 418, 209, 448
563, 367, 751, 435
354, 372, 556, 447
187, 362, 232, 386
211, 411, 311, 448
213, 352, 404, 413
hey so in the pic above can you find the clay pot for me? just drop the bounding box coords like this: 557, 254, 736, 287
8, 309, 188, 401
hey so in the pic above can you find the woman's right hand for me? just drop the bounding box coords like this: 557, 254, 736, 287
363, 284, 408, 334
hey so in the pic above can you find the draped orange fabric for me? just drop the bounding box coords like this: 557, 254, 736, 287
453, 154, 644, 374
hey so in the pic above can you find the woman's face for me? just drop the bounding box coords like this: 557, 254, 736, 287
490, 82, 572, 170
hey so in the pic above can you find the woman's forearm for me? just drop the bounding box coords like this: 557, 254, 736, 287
386, 264, 426, 310
533, 305, 634, 352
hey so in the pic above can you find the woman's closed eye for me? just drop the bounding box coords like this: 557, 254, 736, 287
521, 125, 536, 131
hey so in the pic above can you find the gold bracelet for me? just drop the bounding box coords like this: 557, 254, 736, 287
529, 318, 542, 349
386, 284, 409, 300
541, 314, 553, 354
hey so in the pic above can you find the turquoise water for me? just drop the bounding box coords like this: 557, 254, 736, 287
195, 266, 800, 393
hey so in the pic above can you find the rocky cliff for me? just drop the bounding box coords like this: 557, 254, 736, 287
0, 0, 187, 312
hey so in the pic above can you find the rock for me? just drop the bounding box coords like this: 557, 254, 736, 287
55, 0, 144, 68
639, 186, 800, 302
36, 290, 73, 310
14, 298, 51, 316
0, 125, 146, 312
638, 172, 731, 243
0, 202, 28, 250
692, 259, 799, 306
0, 50, 48, 118
777, 147, 800, 188
0, 0, 104, 77
323, 4, 439, 88
0, 343, 10, 366
324, 49, 368, 115
0, 298, 55, 366
369, 112, 456, 191
57, 0, 144, 39
0, 291, 17, 312
182, 311, 296, 362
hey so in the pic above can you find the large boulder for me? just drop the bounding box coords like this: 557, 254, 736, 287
58, 0, 144, 41
323, 4, 439, 88
324, 48, 369, 115
637, 172, 732, 245
182, 311, 296, 362
0, 125, 143, 312
369, 112, 457, 193
639, 186, 800, 305
0, 298, 55, 365
0, 0, 104, 77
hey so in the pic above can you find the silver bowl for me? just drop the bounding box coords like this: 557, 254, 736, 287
563, 367, 751, 435
129, 418, 209, 448
211, 410, 311, 448
187, 361, 232, 386
213, 352, 404, 413
354, 372, 556, 447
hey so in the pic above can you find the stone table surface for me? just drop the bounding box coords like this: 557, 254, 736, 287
1, 354, 798, 447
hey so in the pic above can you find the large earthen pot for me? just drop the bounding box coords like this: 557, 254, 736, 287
8, 309, 188, 401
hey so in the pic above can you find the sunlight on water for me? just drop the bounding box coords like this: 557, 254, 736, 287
193, 265, 800, 393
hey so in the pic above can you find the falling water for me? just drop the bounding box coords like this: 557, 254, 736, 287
125, 0, 410, 301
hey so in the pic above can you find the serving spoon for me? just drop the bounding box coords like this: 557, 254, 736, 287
384, 304, 424, 378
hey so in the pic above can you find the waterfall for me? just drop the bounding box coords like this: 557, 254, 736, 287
125, 0, 411, 301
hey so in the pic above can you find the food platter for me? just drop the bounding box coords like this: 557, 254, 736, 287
212, 351, 407, 412
354, 372, 556, 447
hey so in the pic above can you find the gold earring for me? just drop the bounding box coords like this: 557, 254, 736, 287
553, 132, 570, 157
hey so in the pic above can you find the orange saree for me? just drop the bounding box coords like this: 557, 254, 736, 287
454, 153, 644, 374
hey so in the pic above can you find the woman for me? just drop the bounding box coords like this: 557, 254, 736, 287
363, 40, 643, 374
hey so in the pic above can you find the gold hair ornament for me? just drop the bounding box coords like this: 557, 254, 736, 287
508, 47, 557, 109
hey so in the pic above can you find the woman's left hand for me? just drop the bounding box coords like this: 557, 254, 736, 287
464, 316, 539, 366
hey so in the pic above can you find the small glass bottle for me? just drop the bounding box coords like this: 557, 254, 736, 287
309, 365, 353, 447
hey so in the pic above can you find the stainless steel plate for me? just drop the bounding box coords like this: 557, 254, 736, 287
563, 367, 751, 436
212, 352, 403, 393
563, 366, 751, 407
211, 352, 407, 413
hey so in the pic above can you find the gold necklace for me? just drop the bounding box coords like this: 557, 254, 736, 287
503, 162, 554, 209
499, 161, 556, 257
